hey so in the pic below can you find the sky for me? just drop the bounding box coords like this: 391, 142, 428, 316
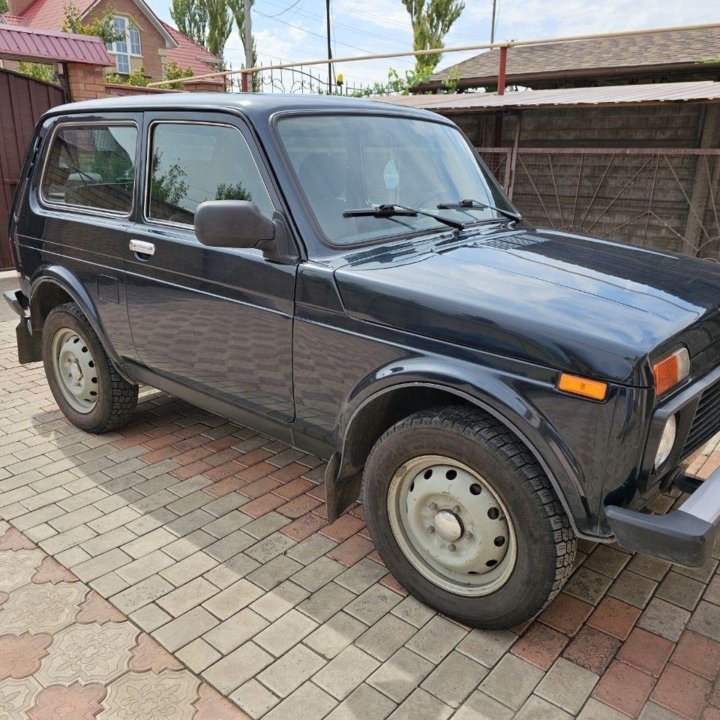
144, 0, 720, 91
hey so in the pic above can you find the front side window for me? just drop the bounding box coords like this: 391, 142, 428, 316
277, 114, 515, 246
106, 16, 141, 74
41, 124, 137, 214
147, 123, 274, 226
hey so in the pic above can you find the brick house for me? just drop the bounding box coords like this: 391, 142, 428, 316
0, 0, 223, 89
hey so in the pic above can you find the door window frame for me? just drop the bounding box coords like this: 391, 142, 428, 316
38, 118, 140, 219
142, 118, 277, 233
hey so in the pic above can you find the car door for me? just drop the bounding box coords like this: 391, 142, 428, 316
36, 115, 142, 359
124, 111, 297, 422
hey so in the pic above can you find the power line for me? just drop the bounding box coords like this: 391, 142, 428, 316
259, 0, 415, 48
265, 0, 303, 18
254, 8, 414, 64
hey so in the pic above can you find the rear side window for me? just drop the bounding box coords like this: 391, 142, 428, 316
147, 122, 273, 226
41, 124, 137, 214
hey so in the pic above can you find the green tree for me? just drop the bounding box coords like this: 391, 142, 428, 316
17, 62, 58, 84
206, 0, 232, 60
163, 61, 194, 89
228, 0, 258, 89
170, 0, 208, 47
401, 0, 465, 74
215, 181, 250, 200
0, 0, 9, 14
62, 2, 124, 45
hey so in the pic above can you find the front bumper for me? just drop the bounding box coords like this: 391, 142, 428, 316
3, 289, 40, 364
606, 468, 720, 566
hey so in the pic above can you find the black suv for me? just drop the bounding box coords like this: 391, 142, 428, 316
6, 93, 720, 628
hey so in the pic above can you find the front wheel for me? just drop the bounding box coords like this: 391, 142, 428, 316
42, 303, 138, 433
362, 406, 576, 628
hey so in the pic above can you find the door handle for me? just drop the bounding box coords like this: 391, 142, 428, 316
129, 239, 155, 257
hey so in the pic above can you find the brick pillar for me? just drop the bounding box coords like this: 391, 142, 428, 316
66, 63, 108, 102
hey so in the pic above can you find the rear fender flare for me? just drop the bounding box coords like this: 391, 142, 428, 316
29, 267, 133, 383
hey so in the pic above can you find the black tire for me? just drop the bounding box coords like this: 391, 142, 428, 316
42, 303, 138, 433
363, 406, 576, 628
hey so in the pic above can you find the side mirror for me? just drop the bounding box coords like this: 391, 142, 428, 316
194, 200, 275, 250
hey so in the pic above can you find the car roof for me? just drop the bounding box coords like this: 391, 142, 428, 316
45, 92, 447, 124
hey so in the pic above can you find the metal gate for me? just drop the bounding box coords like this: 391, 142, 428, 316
0, 68, 66, 270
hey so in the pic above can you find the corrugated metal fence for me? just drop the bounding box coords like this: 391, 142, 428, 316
0, 68, 66, 270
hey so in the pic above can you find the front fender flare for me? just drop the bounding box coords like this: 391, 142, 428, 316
329, 359, 595, 539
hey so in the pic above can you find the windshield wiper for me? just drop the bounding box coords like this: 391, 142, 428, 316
344, 203, 465, 231
437, 198, 522, 222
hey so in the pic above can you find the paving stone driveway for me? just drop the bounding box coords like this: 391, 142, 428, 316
2, 315, 720, 720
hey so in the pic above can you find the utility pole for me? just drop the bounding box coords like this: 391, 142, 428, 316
326, 0, 334, 91
243, 0, 253, 91
490, 0, 498, 43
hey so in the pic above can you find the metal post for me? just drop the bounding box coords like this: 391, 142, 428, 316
244, 0, 253, 92
490, 0, 498, 43
326, 0, 334, 92
497, 45, 507, 95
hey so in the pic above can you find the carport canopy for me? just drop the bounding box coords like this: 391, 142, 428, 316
0, 23, 112, 65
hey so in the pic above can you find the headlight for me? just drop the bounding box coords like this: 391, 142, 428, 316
655, 415, 677, 468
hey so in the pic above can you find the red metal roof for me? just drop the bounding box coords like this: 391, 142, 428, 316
162, 21, 222, 85
374, 81, 720, 111
0, 23, 112, 65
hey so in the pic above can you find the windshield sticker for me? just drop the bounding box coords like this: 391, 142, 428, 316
383, 159, 400, 190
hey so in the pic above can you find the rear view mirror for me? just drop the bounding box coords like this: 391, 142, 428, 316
194, 200, 275, 249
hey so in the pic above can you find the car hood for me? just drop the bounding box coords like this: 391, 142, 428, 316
333, 227, 720, 385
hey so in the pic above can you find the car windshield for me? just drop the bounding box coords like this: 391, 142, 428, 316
276, 114, 516, 246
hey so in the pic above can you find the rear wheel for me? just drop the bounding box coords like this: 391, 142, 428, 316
363, 406, 576, 628
42, 303, 138, 433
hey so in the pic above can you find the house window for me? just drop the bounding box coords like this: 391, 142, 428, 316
107, 16, 141, 75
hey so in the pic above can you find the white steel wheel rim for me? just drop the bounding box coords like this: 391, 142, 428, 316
50, 328, 98, 414
387, 454, 517, 597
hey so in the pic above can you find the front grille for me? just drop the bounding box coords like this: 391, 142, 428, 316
684, 379, 720, 455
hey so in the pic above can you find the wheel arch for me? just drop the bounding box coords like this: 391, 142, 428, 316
328, 378, 594, 539
29, 267, 132, 382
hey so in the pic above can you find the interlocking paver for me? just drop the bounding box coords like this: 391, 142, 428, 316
112, 574, 174, 614
203, 578, 264, 619
346, 583, 403, 625
406, 615, 469, 664
157, 576, 218, 616
421, 649, 487, 708
335, 556, 388, 594
249, 580, 309, 621
454, 690, 514, 720
305, 611, 368, 659
638, 598, 691, 641
160, 551, 217, 586
368, 647, 434, 703
480, 654, 544, 710
231, 678, 281, 719
325, 683, 396, 720
535, 657, 599, 714
262, 680, 336, 720
356, 613, 417, 661
2, 321, 720, 720
203, 607, 270, 655
254, 608, 317, 656
515, 696, 572, 720
257, 643, 326, 697
314, 645, 380, 700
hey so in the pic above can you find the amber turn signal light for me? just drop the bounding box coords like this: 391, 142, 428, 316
653, 348, 690, 396
557, 373, 608, 401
